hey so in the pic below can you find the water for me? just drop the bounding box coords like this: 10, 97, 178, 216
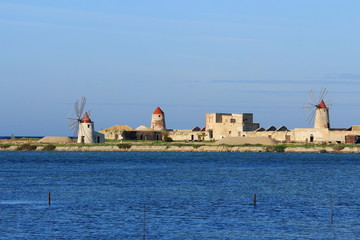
1, 152, 360, 239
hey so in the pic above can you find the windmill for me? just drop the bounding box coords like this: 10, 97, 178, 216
304, 88, 330, 129
68, 97, 95, 143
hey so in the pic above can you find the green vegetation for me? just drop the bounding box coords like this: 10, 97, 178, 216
16, 144, 37, 151
42, 144, 56, 151
0, 144, 11, 149
240, 143, 264, 147
117, 143, 132, 149
265, 145, 286, 152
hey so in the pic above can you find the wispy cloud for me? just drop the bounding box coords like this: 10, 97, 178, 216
324, 73, 360, 80
209, 78, 360, 85
0, 19, 60, 28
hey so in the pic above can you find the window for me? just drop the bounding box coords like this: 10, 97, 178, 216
230, 119, 236, 123
87, 124, 90, 128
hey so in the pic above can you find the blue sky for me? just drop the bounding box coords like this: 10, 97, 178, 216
1, 0, 360, 136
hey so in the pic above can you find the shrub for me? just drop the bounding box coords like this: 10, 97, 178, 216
265, 145, 286, 152
333, 145, 345, 152
275, 145, 286, 152
117, 143, 132, 149
0, 144, 11, 149
42, 144, 56, 151
164, 137, 173, 142
16, 144, 37, 151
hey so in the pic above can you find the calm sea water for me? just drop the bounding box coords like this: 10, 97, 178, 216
1, 151, 360, 239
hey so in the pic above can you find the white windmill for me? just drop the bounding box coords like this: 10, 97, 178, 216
68, 97, 104, 143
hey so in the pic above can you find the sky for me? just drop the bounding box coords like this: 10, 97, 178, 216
1, 0, 360, 136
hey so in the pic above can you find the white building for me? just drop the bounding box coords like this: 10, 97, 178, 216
77, 113, 105, 143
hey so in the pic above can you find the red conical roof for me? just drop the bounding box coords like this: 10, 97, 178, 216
317, 100, 327, 109
153, 107, 164, 114
80, 112, 92, 123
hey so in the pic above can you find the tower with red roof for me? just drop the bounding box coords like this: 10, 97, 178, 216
77, 112, 95, 143
151, 107, 166, 131
314, 100, 330, 128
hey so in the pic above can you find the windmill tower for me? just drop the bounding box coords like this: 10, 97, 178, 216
305, 88, 330, 129
314, 99, 330, 129
151, 107, 166, 130
77, 112, 95, 143
68, 97, 98, 143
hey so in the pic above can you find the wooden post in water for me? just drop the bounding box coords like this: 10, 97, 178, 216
142, 204, 146, 240
48, 192, 51, 205
253, 193, 257, 206
330, 192, 333, 224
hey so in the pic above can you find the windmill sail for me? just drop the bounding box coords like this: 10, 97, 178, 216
67, 97, 88, 140
303, 88, 330, 128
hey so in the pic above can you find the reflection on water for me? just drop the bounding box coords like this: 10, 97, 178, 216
1, 151, 360, 239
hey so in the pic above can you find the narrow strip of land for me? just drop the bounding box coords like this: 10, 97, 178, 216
1, 139, 360, 153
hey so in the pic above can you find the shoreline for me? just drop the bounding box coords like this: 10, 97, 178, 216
2, 144, 360, 153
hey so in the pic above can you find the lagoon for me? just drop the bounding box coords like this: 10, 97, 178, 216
1, 152, 360, 239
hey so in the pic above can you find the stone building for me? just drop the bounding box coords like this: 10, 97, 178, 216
167, 127, 207, 141
99, 125, 134, 140
205, 113, 260, 140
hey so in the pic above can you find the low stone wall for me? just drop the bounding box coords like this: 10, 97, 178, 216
2, 145, 360, 153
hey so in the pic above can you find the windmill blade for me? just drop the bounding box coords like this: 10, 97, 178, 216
309, 90, 317, 105
74, 99, 80, 119
318, 88, 328, 102
326, 99, 333, 109
303, 103, 316, 109
307, 109, 316, 125
72, 122, 80, 138
68, 119, 79, 130
78, 97, 87, 119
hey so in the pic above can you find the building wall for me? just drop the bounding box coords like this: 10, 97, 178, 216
99, 130, 124, 140
77, 122, 94, 143
167, 130, 209, 141
205, 113, 259, 140
245, 131, 292, 143
122, 131, 162, 140
93, 132, 105, 143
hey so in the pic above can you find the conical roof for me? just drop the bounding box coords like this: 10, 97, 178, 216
317, 100, 327, 109
81, 112, 92, 123
153, 107, 164, 114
